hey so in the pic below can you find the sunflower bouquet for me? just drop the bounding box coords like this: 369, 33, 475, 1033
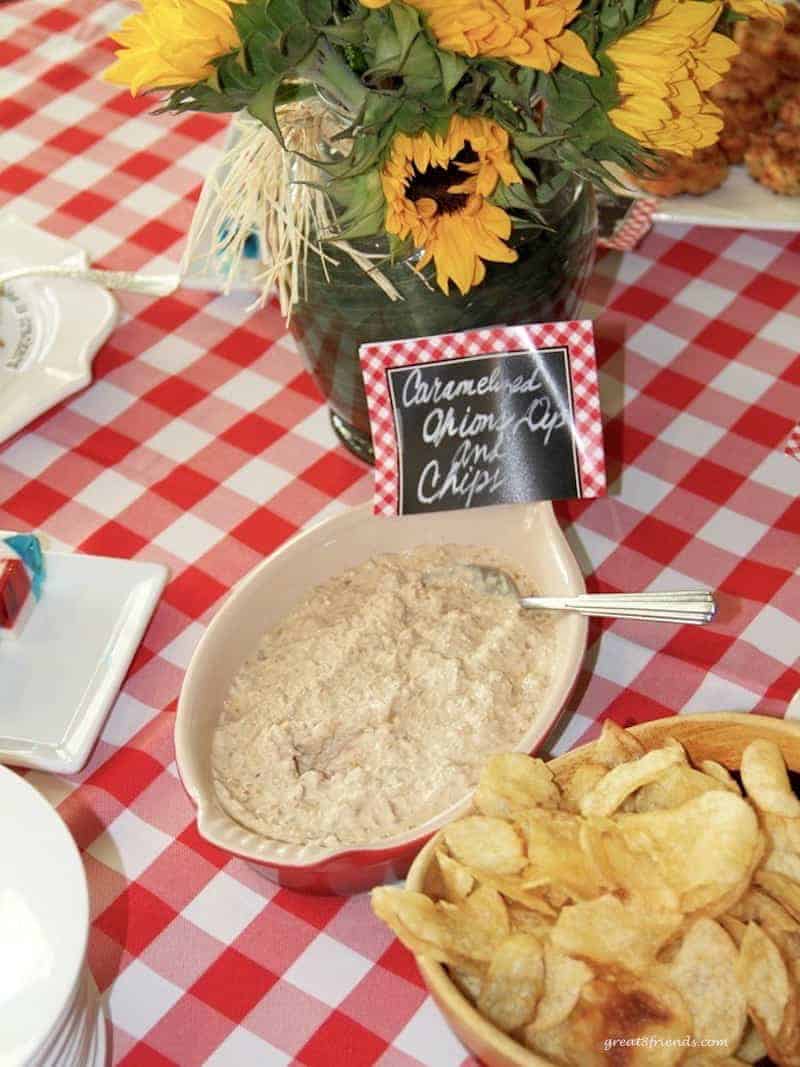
105, 0, 783, 302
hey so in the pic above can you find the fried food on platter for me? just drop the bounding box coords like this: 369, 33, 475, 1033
372, 731, 800, 1065
778, 85, 800, 130
746, 130, 800, 195
718, 99, 768, 164
634, 146, 730, 197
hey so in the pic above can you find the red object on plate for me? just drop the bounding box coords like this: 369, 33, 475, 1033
0, 558, 31, 631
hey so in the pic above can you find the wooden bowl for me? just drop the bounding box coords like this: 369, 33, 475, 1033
405, 712, 800, 1067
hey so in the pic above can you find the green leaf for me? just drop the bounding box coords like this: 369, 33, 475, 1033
330, 168, 387, 237
492, 99, 524, 131
535, 170, 571, 203
302, 0, 332, 26
491, 180, 542, 219
325, 20, 369, 44
247, 75, 289, 146
438, 50, 467, 98
510, 130, 563, 155
390, 3, 422, 59
399, 35, 441, 94
163, 83, 242, 114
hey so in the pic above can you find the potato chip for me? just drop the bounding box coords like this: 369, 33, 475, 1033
763, 811, 800, 855
371, 888, 497, 970
764, 845, 800, 884
434, 851, 474, 902
526, 974, 691, 1067
755, 869, 800, 924
474, 753, 560, 818
662, 918, 746, 1056
443, 816, 525, 875
729, 887, 800, 933
527, 944, 593, 1032
371, 888, 460, 965
559, 763, 609, 813
438, 899, 508, 963
761, 812, 800, 884
551, 894, 683, 972
580, 819, 679, 911
516, 809, 608, 900
737, 921, 792, 1041
579, 746, 685, 817
682, 1058, 748, 1066
682, 1059, 747, 1066
720, 915, 748, 947
477, 872, 558, 916
700, 759, 742, 794
507, 901, 556, 938
634, 764, 730, 813
616, 791, 761, 916
740, 739, 800, 819
594, 719, 645, 768
461, 884, 510, 939
736, 1021, 768, 1063
477, 932, 545, 1032
680, 874, 755, 921
450, 965, 481, 1003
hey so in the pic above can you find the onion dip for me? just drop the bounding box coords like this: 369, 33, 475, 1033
211, 544, 558, 848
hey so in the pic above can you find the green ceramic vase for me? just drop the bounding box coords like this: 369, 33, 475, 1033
288, 176, 597, 464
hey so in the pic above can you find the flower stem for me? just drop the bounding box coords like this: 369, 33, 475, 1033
296, 38, 368, 115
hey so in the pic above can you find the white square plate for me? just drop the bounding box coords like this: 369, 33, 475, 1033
0, 214, 118, 446
0, 551, 168, 773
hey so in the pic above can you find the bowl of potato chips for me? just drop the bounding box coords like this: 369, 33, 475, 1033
373, 712, 800, 1066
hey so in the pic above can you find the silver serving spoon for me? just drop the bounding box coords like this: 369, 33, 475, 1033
428, 564, 716, 625
0, 264, 180, 297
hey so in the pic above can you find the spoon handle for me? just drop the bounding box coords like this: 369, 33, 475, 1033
0, 264, 180, 296
519, 590, 716, 625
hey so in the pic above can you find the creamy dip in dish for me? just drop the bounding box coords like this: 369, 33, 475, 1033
212, 544, 558, 848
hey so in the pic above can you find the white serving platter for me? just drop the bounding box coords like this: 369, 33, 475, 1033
652, 164, 800, 231
0, 214, 118, 446
0, 550, 168, 773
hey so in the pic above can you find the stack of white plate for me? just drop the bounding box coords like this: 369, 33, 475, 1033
0, 765, 106, 1066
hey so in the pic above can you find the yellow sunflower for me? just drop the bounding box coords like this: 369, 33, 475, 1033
606, 0, 740, 156
381, 116, 521, 295
359, 0, 599, 75
727, 0, 784, 18
103, 0, 241, 95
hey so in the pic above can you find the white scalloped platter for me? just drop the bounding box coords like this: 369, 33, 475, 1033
652, 164, 800, 231
0, 215, 118, 446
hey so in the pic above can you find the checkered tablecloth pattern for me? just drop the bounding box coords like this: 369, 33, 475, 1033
1, 2, 799, 1064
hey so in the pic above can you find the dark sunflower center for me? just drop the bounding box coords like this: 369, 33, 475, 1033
406, 144, 478, 216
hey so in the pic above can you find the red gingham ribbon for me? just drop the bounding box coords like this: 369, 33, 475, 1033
597, 197, 659, 252
360, 321, 606, 516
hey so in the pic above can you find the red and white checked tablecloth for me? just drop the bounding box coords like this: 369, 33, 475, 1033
1, 2, 799, 1064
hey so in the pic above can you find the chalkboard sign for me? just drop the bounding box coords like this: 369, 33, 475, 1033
360, 321, 606, 517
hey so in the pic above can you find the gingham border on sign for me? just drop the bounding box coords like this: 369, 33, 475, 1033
360, 320, 606, 516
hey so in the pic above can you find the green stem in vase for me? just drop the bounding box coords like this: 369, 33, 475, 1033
296, 39, 368, 116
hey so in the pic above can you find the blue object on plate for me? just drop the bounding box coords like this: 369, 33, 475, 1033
3, 534, 45, 599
